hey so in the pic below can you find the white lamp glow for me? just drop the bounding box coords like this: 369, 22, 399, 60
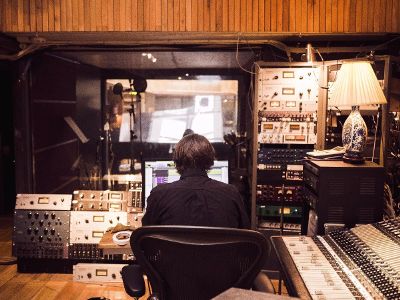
330, 61, 387, 163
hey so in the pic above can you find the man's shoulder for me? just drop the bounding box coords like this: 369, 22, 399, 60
208, 179, 238, 192
151, 180, 183, 192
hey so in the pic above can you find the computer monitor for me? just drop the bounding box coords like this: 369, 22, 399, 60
142, 160, 229, 209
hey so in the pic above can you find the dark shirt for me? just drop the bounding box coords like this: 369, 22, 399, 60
142, 168, 250, 229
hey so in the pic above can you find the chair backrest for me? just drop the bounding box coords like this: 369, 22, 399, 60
130, 226, 269, 300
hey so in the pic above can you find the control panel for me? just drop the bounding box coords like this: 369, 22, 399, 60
258, 67, 319, 114
258, 112, 317, 145
256, 184, 303, 205
73, 263, 128, 283
72, 190, 129, 212
70, 211, 127, 244
256, 205, 302, 219
257, 147, 311, 165
15, 194, 72, 211
68, 243, 103, 260
13, 209, 70, 258
128, 182, 143, 213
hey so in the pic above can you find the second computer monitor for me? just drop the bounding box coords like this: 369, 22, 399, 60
142, 160, 229, 209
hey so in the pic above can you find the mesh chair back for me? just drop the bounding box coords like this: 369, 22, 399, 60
130, 226, 269, 300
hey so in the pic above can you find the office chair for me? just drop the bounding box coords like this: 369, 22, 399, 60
121, 226, 275, 300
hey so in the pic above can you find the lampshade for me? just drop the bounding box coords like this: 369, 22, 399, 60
330, 61, 387, 106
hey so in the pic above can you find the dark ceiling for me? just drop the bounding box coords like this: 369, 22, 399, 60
1, 32, 400, 70
50, 50, 255, 70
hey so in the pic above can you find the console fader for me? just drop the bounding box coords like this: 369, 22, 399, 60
278, 217, 400, 299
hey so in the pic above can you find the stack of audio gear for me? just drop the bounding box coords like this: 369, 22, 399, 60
13, 194, 72, 259
255, 66, 320, 232
126, 182, 144, 229
12, 186, 143, 273
276, 217, 400, 299
70, 190, 132, 260
257, 67, 319, 145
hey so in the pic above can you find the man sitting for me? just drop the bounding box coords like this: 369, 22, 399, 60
142, 133, 250, 229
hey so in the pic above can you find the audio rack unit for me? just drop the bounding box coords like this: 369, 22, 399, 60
72, 190, 129, 212
15, 194, 72, 210
13, 209, 70, 259
73, 263, 128, 283
303, 159, 384, 235
69, 211, 128, 244
13, 194, 72, 260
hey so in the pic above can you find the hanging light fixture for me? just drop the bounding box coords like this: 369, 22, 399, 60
329, 61, 387, 163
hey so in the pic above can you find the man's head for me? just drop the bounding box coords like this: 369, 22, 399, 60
173, 133, 215, 174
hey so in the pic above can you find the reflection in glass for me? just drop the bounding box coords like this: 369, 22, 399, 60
105, 79, 238, 144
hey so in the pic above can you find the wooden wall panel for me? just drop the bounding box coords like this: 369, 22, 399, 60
1, 0, 399, 33
393, 0, 399, 32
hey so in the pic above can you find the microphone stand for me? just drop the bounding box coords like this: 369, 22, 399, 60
128, 92, 138, 174
136, 93, 143, 170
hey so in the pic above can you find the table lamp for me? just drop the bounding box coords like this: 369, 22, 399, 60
329, 61, 387, 163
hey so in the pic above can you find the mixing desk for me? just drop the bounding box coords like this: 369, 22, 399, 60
272, 218, 400, 299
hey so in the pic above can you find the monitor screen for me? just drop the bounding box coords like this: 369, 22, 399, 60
143, 160, 229, 209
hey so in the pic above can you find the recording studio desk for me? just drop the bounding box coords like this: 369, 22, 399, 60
212, 287, 297, 299
271, 236, 312, 300
271, 229, 400, 300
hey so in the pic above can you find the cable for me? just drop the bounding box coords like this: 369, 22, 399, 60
314, 48, 325, 62
247, 65, 255, 118
235, 33, 257, 75
371, 108, 380, 163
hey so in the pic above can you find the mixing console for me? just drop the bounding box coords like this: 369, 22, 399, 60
276, 218, 400, 299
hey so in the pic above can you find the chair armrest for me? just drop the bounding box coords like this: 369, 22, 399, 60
252, 271, 276, 294
121, 264, 146, 298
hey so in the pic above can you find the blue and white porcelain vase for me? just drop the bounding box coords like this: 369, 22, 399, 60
342, 105, 367, 163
